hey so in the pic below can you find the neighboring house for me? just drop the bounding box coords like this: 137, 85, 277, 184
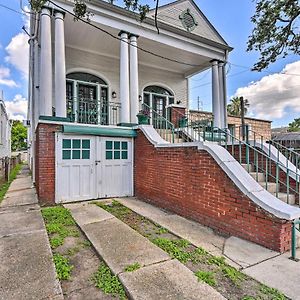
0, 96, 11, 159
28, 0, 300, 253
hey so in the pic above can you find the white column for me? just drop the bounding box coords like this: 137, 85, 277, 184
222, 63, 228, 129
119, 31, 130, 124
211, 60, 221, 128
129, 34, 139, 124
40, 7, 53, 116
34, 40, 40, 125
54, 11, 66, 118
218, 62, 225, 128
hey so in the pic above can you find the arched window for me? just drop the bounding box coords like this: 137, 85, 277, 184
143, 85, 174, 118
66, 72, 109, 125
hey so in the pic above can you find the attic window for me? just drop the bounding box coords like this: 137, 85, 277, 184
179, 9, 198, 32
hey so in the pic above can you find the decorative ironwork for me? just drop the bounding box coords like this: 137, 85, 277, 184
179, 9, 198, 32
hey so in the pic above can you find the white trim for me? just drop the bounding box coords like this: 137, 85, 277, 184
66, 67, 112, 88
141, 82, 176, 97
138, 125, 300, 220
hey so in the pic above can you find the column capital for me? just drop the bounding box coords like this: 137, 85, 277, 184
54, 10, 65, 19
40, 7, 52, 17
129, 33, 139, 39
118, 30, 130, 37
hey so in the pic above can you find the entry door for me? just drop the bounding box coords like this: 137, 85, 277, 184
78, 84, 98, 124
153, 95, 167, 129
56, 134, 96, 203
96, 137, 133, 198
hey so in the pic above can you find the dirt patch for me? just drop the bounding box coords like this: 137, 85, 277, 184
92, 200, 289, 300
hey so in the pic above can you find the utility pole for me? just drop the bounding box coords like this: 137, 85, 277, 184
197, 96, 200, 111
240, 96, 246, 141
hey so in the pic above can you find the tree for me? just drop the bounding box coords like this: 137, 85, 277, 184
288, 118, 300, 132
227, 96, 249, 117
11, 120, 27, 151
247, 0, 300, 71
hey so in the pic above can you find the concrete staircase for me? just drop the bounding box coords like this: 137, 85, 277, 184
241, 163, 296, 205
156, 129, 185, 143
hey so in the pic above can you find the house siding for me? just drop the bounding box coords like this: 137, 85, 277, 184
134, 130, 292, 253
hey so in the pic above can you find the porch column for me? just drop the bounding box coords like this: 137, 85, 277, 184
218, 62, 225, 129
40, 7, 53, 116
211, 60, 221, 128
222, 63, 228, 128
119, 31, 130, 124
129, 34, 139, 124
54, 11, 66, 118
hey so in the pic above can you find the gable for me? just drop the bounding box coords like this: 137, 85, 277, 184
150, 0, 227, 45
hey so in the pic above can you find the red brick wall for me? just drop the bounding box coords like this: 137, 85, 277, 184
134, 130, 292, 252
35, 123, 61, 206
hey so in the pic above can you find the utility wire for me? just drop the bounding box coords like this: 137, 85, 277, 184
0, 3, 26, 15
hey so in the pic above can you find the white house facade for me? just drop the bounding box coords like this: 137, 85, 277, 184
0, 97, 11, 159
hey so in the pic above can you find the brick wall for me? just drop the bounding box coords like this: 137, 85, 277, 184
134, 130, 292, 252
189, 110, 272, 140
35, 123, 61, 205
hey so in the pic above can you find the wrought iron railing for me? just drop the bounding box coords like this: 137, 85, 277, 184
217, 127, 300, 205
66, 97, 121, 125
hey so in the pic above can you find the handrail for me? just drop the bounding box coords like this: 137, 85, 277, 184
214, 126, 300, 205
141, 103, 176, 143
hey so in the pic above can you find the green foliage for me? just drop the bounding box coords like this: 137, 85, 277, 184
242, 297, 257, 300
152, 238, 192, 263
260, 284, 286, 299
155, 226, 169, 234
93, 263, 126, 299
50, 236, 64, 249
124, 262, 141, 272
41, 206, 78, 248
93, 200, 131, 219
288, 117, 300, 132
227, 96, 249, 117
207, 256, 226, 267
221, 265, 245, 284
195, 270, 216, 286
11, 120, 27, 151
53, 254, 73, 280
66, 246, 81, 256
247, 0, 300, 71
0, 163, 22, 202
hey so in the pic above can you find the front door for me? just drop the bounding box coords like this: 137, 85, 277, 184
78, 83, 98, 124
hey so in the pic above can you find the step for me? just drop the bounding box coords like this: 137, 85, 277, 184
249, 172, 265, 182
272, 192, 296, 205
259, 182, 277, 193
241, 163, 254, 172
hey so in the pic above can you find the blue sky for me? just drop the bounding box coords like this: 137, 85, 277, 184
0, 0, 299, 126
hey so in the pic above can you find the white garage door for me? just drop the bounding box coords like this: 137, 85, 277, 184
56, 134, 133, 203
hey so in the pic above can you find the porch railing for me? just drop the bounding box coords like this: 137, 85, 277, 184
66, 97, 121, 125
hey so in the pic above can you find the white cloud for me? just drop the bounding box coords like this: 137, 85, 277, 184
235, 61, 300, 120
0, 66, 18, 87
5, 32, 29, 78
5, 94, 27, 120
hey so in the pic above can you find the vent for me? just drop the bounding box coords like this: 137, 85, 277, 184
179, 9, 198, 32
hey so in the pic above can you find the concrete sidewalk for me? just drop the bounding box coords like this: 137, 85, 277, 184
65, 202, 224, 300
0, 165, 63, 300
118, 197, 300, 300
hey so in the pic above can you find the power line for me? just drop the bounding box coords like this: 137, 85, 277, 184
0, 3, 26, 15
48, 0, 209, 68
228, 62, 300, 77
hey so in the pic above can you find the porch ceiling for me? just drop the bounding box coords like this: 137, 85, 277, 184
64, 14, 212, 76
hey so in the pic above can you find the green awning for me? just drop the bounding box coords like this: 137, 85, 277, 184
63, 125, 137, 137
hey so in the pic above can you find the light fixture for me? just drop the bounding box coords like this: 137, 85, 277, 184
139, 95, 142, 102
176, 100, 181, 104
112, 91, 117, 99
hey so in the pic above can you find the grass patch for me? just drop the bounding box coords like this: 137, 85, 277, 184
53, 254, 73, 280
124, 262, 141, 272
221, 265, 245, 284
41, 206, 79, 249
93, 262, 126, 299
93, 200, 131, 220
0, 163, 22, 202
260, 284, 286, 300
207, 256, 226, 266
195, 270, 216, 286
155, 226, 169, 235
